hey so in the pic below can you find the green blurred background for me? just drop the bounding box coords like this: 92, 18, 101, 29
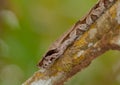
0, 0, 120, 85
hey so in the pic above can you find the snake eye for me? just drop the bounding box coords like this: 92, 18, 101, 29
45, 49, 58, 57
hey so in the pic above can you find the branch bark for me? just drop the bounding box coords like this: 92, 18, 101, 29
23, 0, 120, 85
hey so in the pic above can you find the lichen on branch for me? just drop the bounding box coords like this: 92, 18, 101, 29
23, 0, 120, 85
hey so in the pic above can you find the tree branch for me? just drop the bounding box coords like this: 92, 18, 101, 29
23, 0, 120, 85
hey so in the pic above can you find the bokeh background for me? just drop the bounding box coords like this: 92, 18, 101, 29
0, 0, 120, 85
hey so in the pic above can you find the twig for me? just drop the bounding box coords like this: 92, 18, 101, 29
23, 0, 120, 85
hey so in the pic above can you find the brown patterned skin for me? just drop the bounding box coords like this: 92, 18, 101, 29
38, 0, 116, 69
